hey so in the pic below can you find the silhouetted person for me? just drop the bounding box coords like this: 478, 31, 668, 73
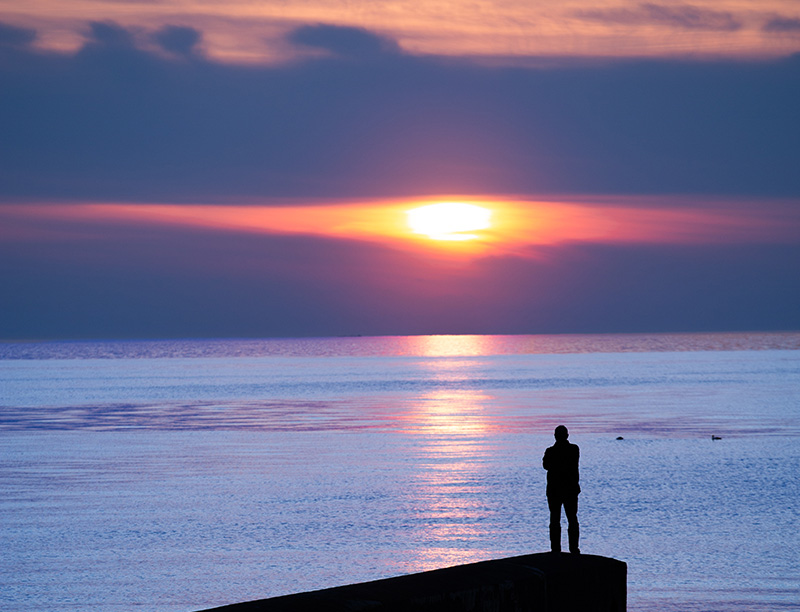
543, 425, 580, 553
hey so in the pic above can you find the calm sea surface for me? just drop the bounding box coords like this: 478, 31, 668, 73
1, 332, 799, 611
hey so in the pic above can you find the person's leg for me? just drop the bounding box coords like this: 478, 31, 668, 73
564, 496, 580, 553
547, 495, 562, 552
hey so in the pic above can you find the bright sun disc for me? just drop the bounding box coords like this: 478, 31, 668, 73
407, 202, 492, 241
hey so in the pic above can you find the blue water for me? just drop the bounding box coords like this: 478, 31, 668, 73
1, 332, 799, 611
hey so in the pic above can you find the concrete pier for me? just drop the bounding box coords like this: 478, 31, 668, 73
199, 552, 626, 612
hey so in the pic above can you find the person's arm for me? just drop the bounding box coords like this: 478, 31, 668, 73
543, 448, 550, 471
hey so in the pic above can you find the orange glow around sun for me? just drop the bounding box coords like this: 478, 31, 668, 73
1, 195, 798, 257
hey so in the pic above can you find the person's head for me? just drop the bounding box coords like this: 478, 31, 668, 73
554, 425, 569, 441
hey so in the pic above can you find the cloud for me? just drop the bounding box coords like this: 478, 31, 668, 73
86, 20, 137, 48
0, 22, 36, 48
289, 23, 400, 59
2, 217, 799, 339
578, 3, 742, 31
0, 21, 799, 201
763, 16, 800, 33
154, 25, 202, 56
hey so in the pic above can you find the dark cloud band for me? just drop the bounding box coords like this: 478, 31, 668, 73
1, 20, 799, 202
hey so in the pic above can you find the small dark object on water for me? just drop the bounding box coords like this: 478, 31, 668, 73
712, 435, 722, 440
615, 436, 624, 440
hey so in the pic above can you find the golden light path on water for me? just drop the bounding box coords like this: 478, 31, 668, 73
399, 334, 501, 570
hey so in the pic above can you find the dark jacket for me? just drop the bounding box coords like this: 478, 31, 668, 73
543, 439, 581, 497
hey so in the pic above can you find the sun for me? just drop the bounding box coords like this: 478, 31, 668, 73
406, 202, 492, 241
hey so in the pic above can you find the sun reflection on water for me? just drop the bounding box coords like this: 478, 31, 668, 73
398, 356, 502, 573
398, 334, 497, 357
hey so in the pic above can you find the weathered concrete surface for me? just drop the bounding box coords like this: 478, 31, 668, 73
198, 553, 626, 612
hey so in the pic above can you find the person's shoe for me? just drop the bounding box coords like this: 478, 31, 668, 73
570, 548, 581, 554
551, 548, 561, 554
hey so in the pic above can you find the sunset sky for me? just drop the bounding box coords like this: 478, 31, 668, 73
1, 0, 799, 339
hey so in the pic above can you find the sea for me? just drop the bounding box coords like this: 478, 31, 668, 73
1, 332, 799, 612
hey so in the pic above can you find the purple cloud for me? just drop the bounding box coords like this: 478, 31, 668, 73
0, 20, 798, 202
2, 217, 799, 339
763, 16, 800, 33
578, 3, 742, 31
0, 22, 36, 48
289, 23, 400, 59
154, 25, 202, 56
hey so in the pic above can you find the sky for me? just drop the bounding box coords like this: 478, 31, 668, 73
1, 0, 799, 340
